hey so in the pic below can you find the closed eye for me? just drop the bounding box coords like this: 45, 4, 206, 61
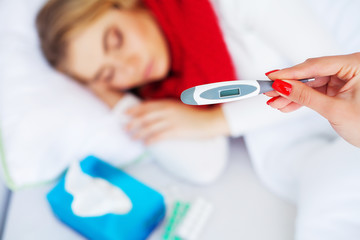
107, 27, 123, 50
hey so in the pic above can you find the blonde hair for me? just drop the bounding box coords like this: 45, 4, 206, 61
36, 0, 141, 69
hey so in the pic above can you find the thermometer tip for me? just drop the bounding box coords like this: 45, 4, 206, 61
180, 87, 198, 105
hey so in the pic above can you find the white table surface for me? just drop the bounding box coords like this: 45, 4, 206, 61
2, 138, 296, 240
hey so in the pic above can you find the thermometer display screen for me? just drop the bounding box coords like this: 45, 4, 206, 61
220, 88, 240, 98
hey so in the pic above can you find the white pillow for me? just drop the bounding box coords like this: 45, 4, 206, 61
0, 0, 144, 189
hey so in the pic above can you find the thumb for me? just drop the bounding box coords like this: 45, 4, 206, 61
272, 79, 335, 120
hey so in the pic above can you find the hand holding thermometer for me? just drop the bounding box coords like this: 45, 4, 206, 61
180, 79, 314, 105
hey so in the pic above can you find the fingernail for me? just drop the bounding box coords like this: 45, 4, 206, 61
266, 96, 279, 105
265, 69, 280, 76
272, 79, 292, 96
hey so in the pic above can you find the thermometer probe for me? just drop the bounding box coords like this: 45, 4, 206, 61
180, 79, 314, 105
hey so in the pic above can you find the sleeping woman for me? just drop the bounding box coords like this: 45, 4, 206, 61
36, 0, 360, 239
37, 0, 235, 185
37, 0, 235, 144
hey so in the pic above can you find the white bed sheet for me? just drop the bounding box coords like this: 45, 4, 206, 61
2, 138, 296, 240
0, 179, 10, 238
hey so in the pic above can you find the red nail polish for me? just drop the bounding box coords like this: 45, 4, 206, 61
265, 69, 280, 76
266, 96, 279, 105
272, 79, 292, 96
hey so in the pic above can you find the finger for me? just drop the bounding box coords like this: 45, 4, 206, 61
132, 120, 171, 141
340, 76, 360, 93
264, 90, 280, 97
272, 79, 336, 120
144, 127, 175, 145
126, 110, 165, 131
278, 102, 303, 113
266, 96, 293, 109
126, 104, 150, 117
126, 101, 164, 116
266, 56, 343, 80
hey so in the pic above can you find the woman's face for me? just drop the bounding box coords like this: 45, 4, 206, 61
65, 8, 170, 90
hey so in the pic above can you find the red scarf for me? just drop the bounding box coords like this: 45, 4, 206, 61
140, 0, 237, 99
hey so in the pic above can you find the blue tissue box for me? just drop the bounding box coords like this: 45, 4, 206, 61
47, 156, 166, 240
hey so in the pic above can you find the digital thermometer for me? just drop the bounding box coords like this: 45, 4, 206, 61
180, 79, 314, 105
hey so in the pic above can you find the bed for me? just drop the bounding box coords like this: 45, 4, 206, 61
0, 138, 296, 240
0, 180, 10, 238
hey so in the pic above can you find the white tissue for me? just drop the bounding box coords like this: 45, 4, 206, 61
65, 162, 132, 217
